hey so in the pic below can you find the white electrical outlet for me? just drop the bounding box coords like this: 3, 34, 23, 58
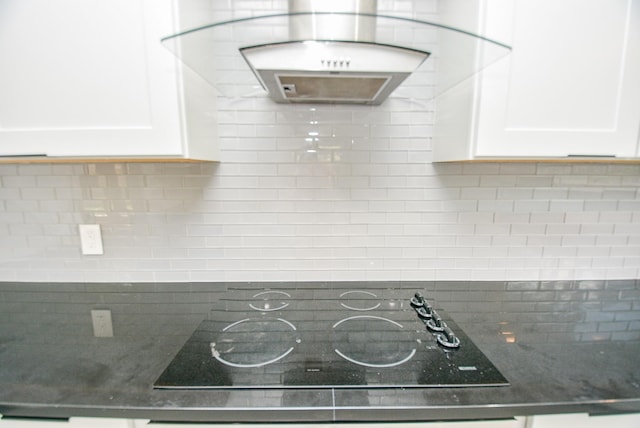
79, 224, 103, 255
91, 309, 113, 337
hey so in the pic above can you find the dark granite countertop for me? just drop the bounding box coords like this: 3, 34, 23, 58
0, 280, 639, 423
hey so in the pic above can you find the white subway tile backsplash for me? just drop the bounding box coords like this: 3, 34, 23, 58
90, 187, 129, 200
526, 235, 562, 247
517, 176, 554, 187
530, 212, 566, 224
565, 212, 600, 224
546, 224, 581, 235
4, 176, 37, 187
561, 235, 596, 246
543, 246, 577, 257
24, 212, 59, 225
475, 224, 511, 235
36, 176, 74, 188
0, 1, 638, 282
508, 246, 544, 258
493, 235, 528, 247
20, 187, 56, 200
460, 188, 496, 200
600, 211, 634, 223
534, 188, 569, 200
514, 200, 549, 212
612, 223, 639, 237
5, 154, 634, 275
370, 150, 409, 163
494, 212, 530, 224
585, 200, 619, 211
479, 175, 517, 187
9, 224, 44, 236
477, 199, 512, 212
497, 188, 534, 200
17, 164, 54, 175
6, 200, 38, 212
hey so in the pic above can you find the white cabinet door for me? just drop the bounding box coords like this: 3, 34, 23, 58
434, 0, 640, 161
0, 419, 69, 428
0, 417, 131, 428
528, 412, 640, 428
0, 417, 142, 428
0, 0, 215, 160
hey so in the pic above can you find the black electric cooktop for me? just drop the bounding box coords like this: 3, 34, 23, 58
154, 285, 508, 389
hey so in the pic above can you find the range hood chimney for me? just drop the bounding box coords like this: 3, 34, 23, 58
240, 0, 430, 105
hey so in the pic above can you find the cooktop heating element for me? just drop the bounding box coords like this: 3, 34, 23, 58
154, 286, 508, 389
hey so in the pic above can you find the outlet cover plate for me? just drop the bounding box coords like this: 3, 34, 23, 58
79, 224, 103, 255
91, 309, 113, 337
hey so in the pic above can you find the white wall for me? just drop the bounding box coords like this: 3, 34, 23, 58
0, 0, 638, 283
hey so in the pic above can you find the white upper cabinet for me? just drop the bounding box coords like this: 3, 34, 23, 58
527, 412, 640, 428
0, 0, 218, 161
434, 0, 640, 161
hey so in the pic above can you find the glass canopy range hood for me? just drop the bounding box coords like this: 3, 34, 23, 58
161, 2, 511, 105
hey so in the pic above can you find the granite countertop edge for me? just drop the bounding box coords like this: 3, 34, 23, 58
3, 398, 640, 423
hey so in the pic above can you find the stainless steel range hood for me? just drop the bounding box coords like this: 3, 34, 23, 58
238, 0, 429, 105
160, 1, 511, 105
240, 40, 429, 105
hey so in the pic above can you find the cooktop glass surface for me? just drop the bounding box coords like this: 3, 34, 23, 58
154, 286, 508, 389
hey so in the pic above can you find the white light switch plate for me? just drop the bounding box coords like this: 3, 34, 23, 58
79, 224, 103, 255
91, 309, 113, 337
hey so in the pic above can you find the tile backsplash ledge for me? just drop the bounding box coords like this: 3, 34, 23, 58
0, 161, 638, 283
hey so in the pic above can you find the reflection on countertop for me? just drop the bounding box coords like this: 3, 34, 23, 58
0, 280, 639, 423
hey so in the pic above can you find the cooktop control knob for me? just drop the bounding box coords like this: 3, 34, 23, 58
426, 313, 445, 332
416, 305, 432, 319
410, 292, 425, 308
437, 326, 461, 349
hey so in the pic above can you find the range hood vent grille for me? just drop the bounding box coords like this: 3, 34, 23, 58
276, 74, 391, 103
240, 40, 430, 105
